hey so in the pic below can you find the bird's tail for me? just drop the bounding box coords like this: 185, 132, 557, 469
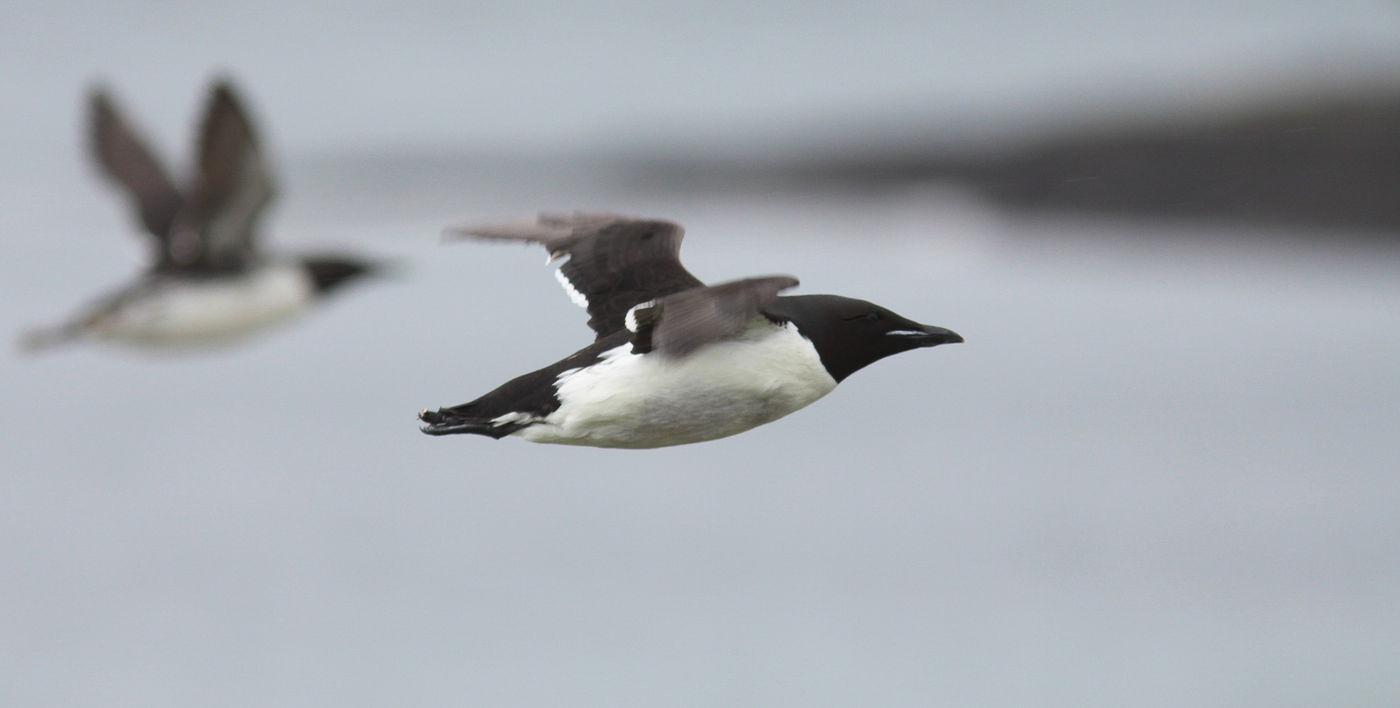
15, 321, 86, 354
418, 406, 523, 438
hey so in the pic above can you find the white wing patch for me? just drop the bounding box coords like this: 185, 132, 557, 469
623, 300, 655, 333
552, 266, 589, 309
490, 411, 540, 428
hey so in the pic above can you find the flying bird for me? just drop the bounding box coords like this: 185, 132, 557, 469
419, 214, 962, 448
18, 79, 378, 352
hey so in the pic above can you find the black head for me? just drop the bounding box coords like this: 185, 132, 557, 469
301, 255, 380, 296
765, 294, 962, 382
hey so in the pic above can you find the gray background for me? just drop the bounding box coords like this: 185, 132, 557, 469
4, 2, 1399, 706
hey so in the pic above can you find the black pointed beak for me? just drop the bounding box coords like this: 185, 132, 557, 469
888, 324, 963, 347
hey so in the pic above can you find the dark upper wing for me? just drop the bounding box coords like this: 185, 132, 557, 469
88, 87, 185, 264
168, 80, 277, 270
626, 275, 800, 356
448, 213, 705, 338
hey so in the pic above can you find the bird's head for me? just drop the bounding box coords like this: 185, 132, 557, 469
767, 294, 962, 382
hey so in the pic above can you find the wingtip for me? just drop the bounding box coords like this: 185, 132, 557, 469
747, 274, 801, 292
440, 223, 505, 244
205, 75, 244, 108
207, 72, 238, 92
196, 75, 258, 148
440, 217, 571, 245
14, 323, 81, 354
86, 82, 114, 110
442, 212, 668, 243
86, 83, 122, 137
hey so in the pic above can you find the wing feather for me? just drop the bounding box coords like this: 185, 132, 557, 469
88, 87, 185, 263
448, 213, 704, 337
169, 80, 276, 269
626, 275, 800, 356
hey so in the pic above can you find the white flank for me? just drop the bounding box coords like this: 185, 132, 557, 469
515, 320, 837, 448
552, 267, 589, 309
88, 261, 315, 348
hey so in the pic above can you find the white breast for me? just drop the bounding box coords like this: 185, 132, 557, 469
93, 261, 315, 348
514, 320, 838, 448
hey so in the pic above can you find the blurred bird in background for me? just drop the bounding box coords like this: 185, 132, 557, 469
17, 78, 381, 353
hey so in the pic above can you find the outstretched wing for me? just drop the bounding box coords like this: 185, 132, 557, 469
448, 213, 704, 338
168, 80, 277, 270
626, 275, 800, 356
88, 87, 185, 266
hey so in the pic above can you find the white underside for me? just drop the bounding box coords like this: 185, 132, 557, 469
79, 262, 314, 349
508, 320, 838, 448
